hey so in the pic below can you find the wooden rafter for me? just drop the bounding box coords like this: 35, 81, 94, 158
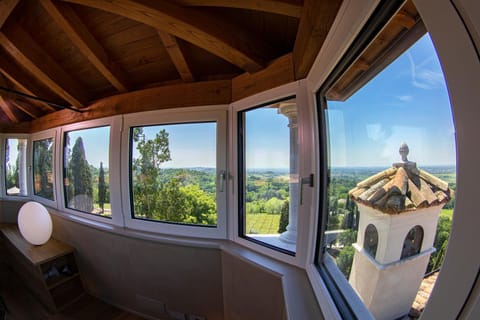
62, 0, 276, 73
0, 95, 19, 123
10, 100, 41, 119
0, 55, 57, 112
174, 0, 303, 18
40, 0, 130, 92
158, 31, 194, 82
0, 24, 88, 108
293, 0, 343, 79
0, 0, 20, 29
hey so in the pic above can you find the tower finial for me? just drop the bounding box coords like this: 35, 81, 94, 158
399, 142, 409, 162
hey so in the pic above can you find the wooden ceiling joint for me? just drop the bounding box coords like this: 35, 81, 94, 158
158, 31, 195, 82
0, 0, 20, 29
40, 0, 130, 92
0, 23, 88, 108
173, 0, 303, 18
0, 95, 19, 123
61, 0, 276, 73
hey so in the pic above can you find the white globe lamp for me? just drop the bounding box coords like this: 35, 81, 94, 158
18, 201, 52, 245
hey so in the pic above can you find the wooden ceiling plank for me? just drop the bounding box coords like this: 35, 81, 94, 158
158, 31, 195, 82
10, 100, 40, 119
0, 56, 57, 112
40, 0, 130, 92
0, 95, 19, 123
62, 0, 276, 73
0, 0, 20, 29
174, 0, 303, 18
293, 0, 343, 79
0, 24, 88, 108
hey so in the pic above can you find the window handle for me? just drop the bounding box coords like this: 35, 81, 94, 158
300, 173, 314, 205
219, 170, 226, 192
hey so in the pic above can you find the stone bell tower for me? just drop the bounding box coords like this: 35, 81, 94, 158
348, 143, 451, 320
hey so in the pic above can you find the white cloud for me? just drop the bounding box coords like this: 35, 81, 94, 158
396, 95, 413, 102
407, 52, 444, 90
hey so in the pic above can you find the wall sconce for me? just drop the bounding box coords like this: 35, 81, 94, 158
18, 201, 52, 245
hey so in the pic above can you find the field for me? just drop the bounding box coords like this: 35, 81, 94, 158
245, 213, 281, 234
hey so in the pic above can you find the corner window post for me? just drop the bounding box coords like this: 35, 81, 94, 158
278, 103, 299, 244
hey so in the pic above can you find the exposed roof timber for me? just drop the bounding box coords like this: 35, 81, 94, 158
61, 0, 276, 73
29, 80, 231, 132
0, 55, 56, 112
0, 0, 20, 29
158, 31, 195, 82
293, 0, 343, 79
40, 0, 130, 92
9, 100, 40, 119
0, 95, 19, 123
174, 0, 303, 18
0, 24, 88, 108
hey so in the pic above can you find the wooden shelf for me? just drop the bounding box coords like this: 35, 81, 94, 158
0, 223, 84, 313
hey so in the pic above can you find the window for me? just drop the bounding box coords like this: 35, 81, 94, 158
401, 226, 423, 259
315, 2, 456, 318
63, 126, 110, 217
364, 224, 378, 259
122, 109, 226, 238
33, 137, 54, 201
238, 98, 298, 254
5, 138, 28, 196
130, 122, 218, 226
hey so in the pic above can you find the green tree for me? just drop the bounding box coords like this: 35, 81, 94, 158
278, 199, 289, 233
34, 139, 54, 199
98, 162, 107, 213
265, 197, 283, 214
71, 137, 93, 212
337, 246, 355, 278
132, 127, 171, 219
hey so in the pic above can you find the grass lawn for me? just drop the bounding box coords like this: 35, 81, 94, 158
246, 213, 281, 234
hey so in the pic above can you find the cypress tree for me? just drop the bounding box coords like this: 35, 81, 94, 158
71, 137, 93, 212
98, 162, 106, 213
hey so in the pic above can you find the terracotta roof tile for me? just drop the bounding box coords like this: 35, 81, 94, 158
349, 163, 451, 214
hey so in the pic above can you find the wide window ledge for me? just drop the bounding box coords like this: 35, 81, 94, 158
247, 234, 296, 253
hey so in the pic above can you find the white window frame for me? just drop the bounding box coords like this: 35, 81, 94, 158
1, 134, 31, 200
31, 128, 58, 207
58, 116, 123, 226
230, 80, 316, 267
121, 106, 228, 239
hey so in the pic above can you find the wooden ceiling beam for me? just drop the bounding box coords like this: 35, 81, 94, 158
62, 0, 276, 73
40, 0, 130, 92
174, 0, 303, 18
0, 0, 20, 29
0, 23, 88, 108
0, 95, 19, 123
29, 80, 231, 132
10, 99, 41, 119
158, 31, 195, 82
0, 55, 57, 112
293, 0, 343, 79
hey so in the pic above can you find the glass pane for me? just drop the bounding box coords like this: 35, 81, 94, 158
5, 138, 28, 196
63, 126, 110, 217
321, 34, 456, 319
241, 99, 298, 253
130, 122, 217, 226
33, 138, 54, 200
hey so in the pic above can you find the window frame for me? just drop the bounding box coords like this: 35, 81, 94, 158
1, 134, 31, 199
58, 116, 123, 226
121, 106, 228, 239
230, 81, 315, 267
30, 129, 57, 207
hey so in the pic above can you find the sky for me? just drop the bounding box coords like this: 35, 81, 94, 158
327, 34, 456, 167
6, 35, 455, 171
133, 122, 217, 168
